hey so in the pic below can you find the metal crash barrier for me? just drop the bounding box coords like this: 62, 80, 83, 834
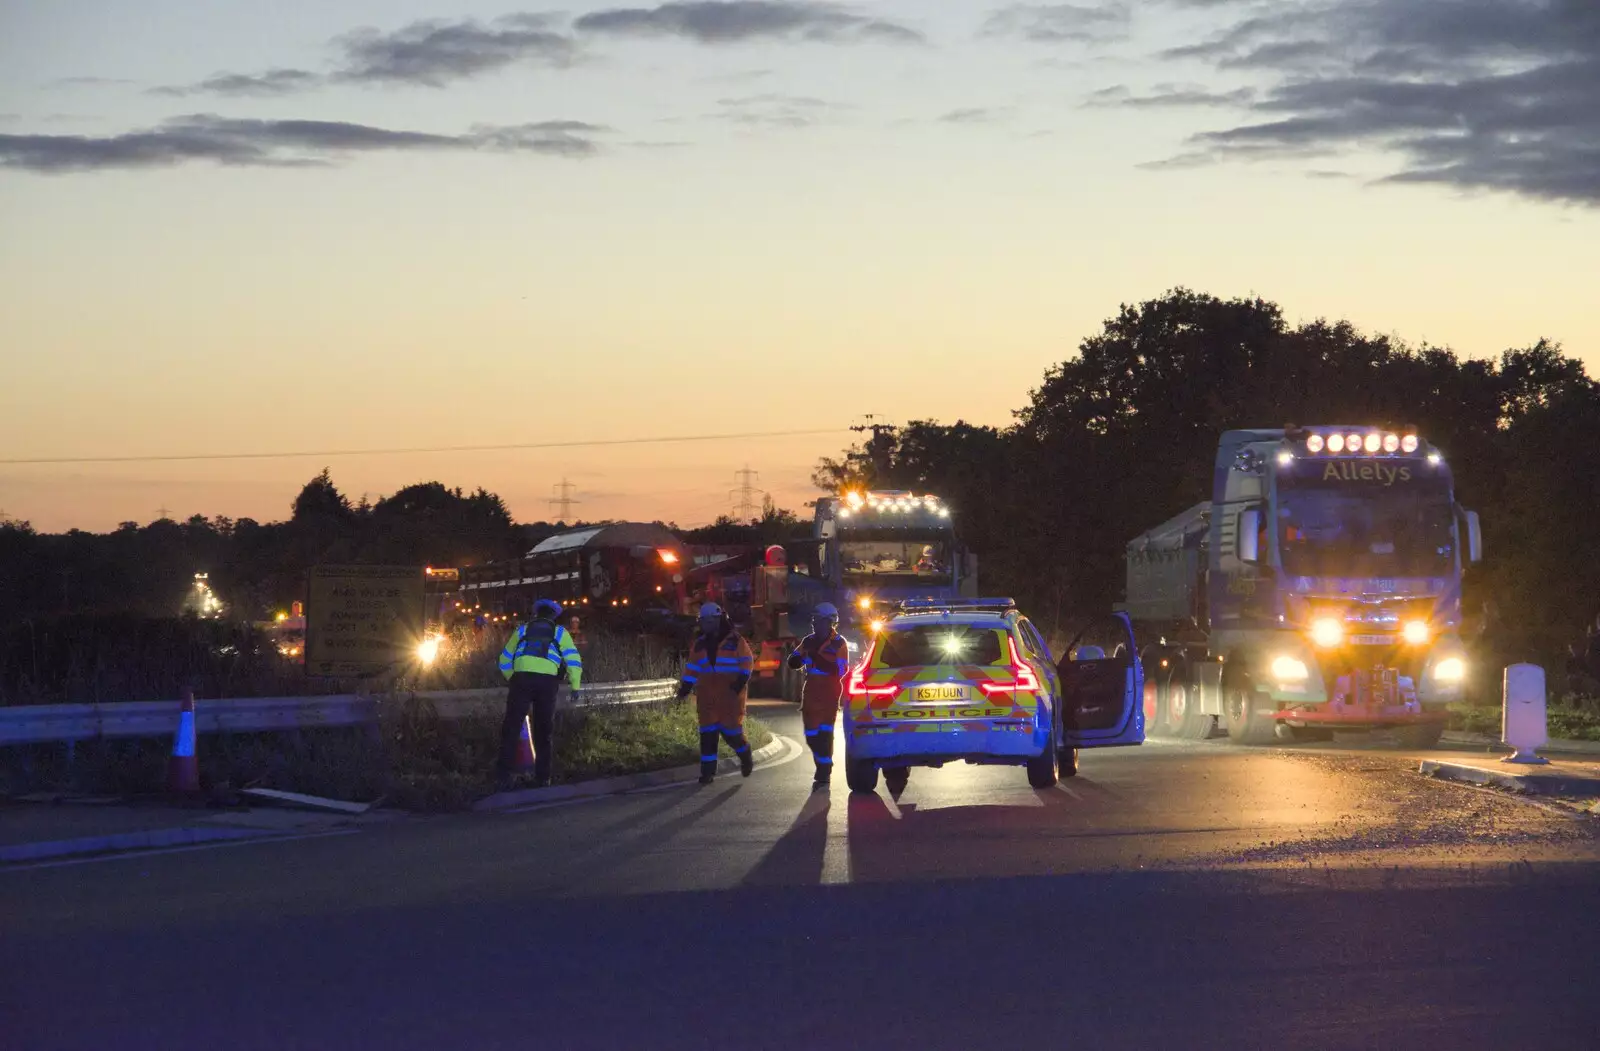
0, 679, 681, 746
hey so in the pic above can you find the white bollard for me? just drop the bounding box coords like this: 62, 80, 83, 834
1501, 663, 1550, 765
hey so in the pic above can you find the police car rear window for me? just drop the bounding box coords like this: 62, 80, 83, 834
877, 625, 1007, 667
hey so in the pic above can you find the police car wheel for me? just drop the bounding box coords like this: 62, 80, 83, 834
845, 758, 879, 793
1026, 745, 1058, 788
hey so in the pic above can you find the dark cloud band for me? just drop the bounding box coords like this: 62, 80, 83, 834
0, 115, 609, 173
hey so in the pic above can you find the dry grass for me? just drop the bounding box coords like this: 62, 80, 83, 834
1, 697, 773, 812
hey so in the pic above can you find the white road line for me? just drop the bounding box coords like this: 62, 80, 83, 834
0, 828, 362, 873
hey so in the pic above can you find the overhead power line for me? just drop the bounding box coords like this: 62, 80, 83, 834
0, 427, 850, 467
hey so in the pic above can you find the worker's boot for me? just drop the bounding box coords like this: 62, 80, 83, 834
721, 727, 753, 777
812, 729, 834, 789
698, 728, 720, 784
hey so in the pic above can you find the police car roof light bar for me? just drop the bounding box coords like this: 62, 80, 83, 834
897, 597, 1017, 613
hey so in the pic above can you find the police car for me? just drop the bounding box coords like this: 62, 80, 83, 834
841, 598, 1145, 793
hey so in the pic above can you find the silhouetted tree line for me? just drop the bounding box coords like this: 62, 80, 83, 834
815, 289, 1600, 672
0, 472, 530, 625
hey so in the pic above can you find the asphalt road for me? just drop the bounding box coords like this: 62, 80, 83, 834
5, 700, 1599, 1050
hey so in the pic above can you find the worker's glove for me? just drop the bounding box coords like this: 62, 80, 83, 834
732, 674, 751, 696
675, 680, 693, 700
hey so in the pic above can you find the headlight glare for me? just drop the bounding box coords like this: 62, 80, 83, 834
1310, 617, 1344, 648
1402, 620, 1430, 645
1433, 657, 1466, 683
1270, 655, 1310, 682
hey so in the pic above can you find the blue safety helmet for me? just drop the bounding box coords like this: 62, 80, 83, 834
812, 602, 839, 633
532, 598, 563, 620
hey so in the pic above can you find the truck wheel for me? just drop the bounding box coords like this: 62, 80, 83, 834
1142, 678, 1166, 735
1167, 678, 1214, 740
1026, 744, 1058, 788
1222, 668, 1278, 746
1391, 722, 1445, 749
845, 757, 879, 794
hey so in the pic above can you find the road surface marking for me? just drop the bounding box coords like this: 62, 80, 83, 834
0, 828, 361, 873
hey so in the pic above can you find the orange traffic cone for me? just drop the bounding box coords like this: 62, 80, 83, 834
168, 689, 200, 795
514, 715, 536, 771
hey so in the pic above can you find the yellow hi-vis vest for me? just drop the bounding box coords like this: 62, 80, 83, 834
499, 622, 583, 688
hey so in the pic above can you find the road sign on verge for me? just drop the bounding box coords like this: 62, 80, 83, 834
306, 565, 425, 677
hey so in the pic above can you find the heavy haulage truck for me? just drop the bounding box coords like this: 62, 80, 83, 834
1120, 425, 1482, 747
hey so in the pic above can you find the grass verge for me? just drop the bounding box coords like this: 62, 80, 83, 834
1447, 697, 1600, 741
1, 699, 773, 812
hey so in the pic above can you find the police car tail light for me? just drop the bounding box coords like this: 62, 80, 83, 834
980, 638, 1041, 696
846, 641, 897, 697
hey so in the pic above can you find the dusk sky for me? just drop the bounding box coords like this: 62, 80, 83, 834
2, 0, 1595, 533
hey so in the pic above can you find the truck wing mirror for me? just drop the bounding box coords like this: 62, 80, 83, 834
1237, 508, 1262, 564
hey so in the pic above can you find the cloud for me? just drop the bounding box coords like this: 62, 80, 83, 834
0, 114, 610, 173
1085, 83, 1256, 107
1154, 0, 1600, 204
982, 3, 1131, 43
714, 93, 841, 128
49, 77, 137, 88
335, 14, 579, 86
575, 1, 924, 44
150, 69, 323, 98
938, 106, 1010, 124
154, 14, 579, 96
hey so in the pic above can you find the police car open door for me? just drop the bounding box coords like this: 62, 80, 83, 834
1056, 612, 1145, 748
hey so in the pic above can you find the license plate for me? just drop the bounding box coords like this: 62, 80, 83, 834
1350, 634, 1395, 645
911, 684, 970, 702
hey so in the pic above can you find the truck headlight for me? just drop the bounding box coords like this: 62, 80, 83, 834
1310, 618, 1344, 648
1402, 621, 1430, 645
1433, 657, 1465, 683
1270, 655, 1310, 682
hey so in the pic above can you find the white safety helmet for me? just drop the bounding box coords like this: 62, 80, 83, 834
698, 602, 725, 632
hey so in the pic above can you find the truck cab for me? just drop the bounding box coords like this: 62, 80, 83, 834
1127, 426, 1482, 747
815, 490, 977, 650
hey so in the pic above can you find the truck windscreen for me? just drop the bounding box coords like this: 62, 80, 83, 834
840, 538, 952, 583
1276, 467, 1455, 578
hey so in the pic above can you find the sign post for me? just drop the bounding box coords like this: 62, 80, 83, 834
306, 565, 426, 677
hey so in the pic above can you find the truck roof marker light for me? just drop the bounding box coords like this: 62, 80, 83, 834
1363, 433, 1382, 453
1401, 434, 1420, 453
1306, 434, 1325, 453
1383, 433, 1400, 453
1345, 433, 1363, 453
1427, 452, 1442, 466
938, 507, 950, 518
1327, 434, 1346, 453
1277, 450, 1294, 466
